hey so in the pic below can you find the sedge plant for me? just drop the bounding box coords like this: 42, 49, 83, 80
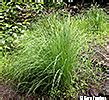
2, 6, 109, 98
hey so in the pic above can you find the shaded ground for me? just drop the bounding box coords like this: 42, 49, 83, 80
0, 83, 105, 100
0, 84, 18, 99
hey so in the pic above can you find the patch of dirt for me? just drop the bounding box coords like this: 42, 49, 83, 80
0, 84, 18, 99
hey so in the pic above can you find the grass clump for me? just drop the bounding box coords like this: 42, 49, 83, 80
85, 5, 108, 35
2, 6, 109, 98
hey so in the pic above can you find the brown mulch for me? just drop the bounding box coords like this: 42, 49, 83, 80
0, 83, 105, 100
0, 84, 19, 100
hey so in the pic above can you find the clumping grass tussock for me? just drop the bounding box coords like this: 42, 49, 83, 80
2, 7, 109, 98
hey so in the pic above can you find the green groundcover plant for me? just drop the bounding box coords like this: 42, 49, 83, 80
2, 6, 109, 98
